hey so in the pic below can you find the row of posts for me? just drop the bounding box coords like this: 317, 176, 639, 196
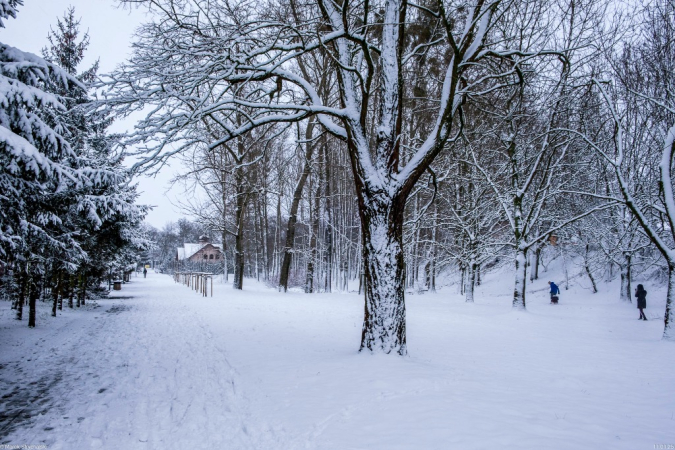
174, 272, 214, 297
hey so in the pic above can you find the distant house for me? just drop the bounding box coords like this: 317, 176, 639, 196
176, 236, 223, 263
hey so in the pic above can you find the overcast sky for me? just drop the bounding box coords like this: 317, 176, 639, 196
1, 0, 187, 229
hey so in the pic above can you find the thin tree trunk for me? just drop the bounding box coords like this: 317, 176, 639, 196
262, 191, 271, 281
561, 246, 570, 290
233, 164, 246, 290
279, 121, 315, 291
323, 141, 333, 293
57, 271, 63, 311
28, 275, 38, 328
585, 244, 598, 293
68, 275, 74, 308
306, 169, 320, 293
411, 195, 421, 289
221, 170, 229, 283
664, 263, 675, 340
253, 200, 261, 282
80, 273, 87, 306
466, 260, 476, 303
76, 273, 82, 307
429, 202, 437, 293
16, 264, 26, 321
513, 247, 528, 310
619, 253, 631, 302
51, 272, 61, 317
275, 192, 282, 279
221, 227, 229, 282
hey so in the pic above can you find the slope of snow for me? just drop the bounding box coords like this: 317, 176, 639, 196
0, 270, 673, 449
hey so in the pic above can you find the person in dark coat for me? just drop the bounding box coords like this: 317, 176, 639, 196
548, 281, 560, 304
635, 284, 647, 320
143, 267, 147, 278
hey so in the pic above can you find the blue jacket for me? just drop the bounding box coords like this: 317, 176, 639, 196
550, 282, 560, 295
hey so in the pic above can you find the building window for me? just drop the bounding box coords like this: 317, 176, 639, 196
216, 254, 220, 260
203, 254, 208, 259
209, 254, 214, 260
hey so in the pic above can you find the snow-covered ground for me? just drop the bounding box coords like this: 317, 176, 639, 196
0, 270, 673, 449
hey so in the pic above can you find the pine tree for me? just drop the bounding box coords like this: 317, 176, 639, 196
39, 7, 150, 315
1, 4, 149, 326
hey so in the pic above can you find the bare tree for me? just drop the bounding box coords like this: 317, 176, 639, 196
104, 0, 574, 353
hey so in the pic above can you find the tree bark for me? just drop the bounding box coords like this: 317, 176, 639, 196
279, 121, 316, 291
68, 275, 74, 308
221, 170, 229, 282
16, 264, 26, 321
584, 244, 598, 293
51, 272, 61, 317
359, 197, 407, 355
306, 166, 320, 293
513, 247, 528, 310
221, 226, 229, 282
534, 244, 542, 280
57, 271, 63, 311
233, 164, 246, 290
80, 273, 87, 306
429, 203, 437, 293
466, 260, 476, 303
28, 276, 38, 328
664, 264, 675, 340
323, 141, 333, 293
619, 253, 632, 302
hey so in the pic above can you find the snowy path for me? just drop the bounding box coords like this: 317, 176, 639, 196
0, 273, 287, 450
1, 271, 674, 449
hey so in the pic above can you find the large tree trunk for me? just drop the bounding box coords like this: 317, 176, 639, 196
359, 198, 407, 355
279, 121, 315, 292
513, 247, 528, 310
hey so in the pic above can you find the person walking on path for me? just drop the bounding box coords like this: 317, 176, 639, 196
143, 267, 147, 279
635, 284, 647, 320
548, 281, 560, 304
